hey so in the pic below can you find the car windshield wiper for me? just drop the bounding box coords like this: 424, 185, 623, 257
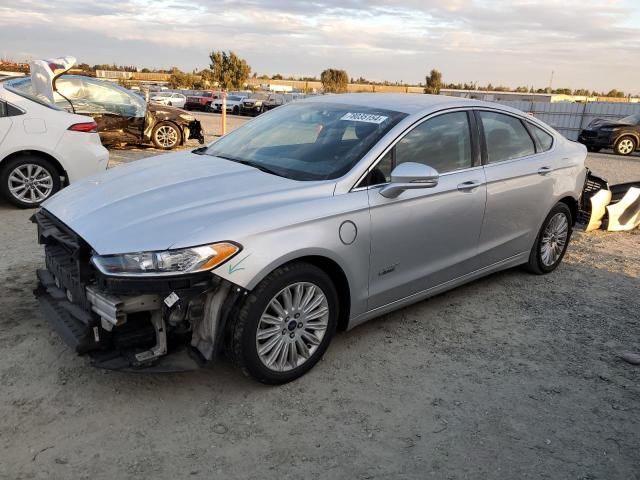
215, 155, 284, 177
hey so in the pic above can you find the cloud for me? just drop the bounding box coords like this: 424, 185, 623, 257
1, 0, 639, 93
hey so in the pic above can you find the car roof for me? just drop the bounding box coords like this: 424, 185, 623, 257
300, 93, 523, 116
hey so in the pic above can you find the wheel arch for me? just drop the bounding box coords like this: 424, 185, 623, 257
246, 254, 352, 332
614, 132, 639, 148
0, 149, 68, 184
558, 195, 579, 225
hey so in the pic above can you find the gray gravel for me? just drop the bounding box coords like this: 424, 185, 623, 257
0, 146, 638, 480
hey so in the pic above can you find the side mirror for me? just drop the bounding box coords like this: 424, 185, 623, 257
379, 162, 439, 198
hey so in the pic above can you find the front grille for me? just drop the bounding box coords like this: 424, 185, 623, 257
34, 210, 94, 310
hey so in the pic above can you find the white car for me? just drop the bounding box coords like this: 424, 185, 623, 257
0, 76, 109, 208
150, 92, 187, 108
212, 95, 247, 114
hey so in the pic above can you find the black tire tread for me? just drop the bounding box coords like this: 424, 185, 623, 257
525, 202, 573, 275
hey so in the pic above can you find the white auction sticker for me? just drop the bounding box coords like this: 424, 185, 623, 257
340, 112, 388, 124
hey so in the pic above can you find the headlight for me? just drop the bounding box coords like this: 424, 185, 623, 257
92, 243, 240, 277
179, 113, 195, 121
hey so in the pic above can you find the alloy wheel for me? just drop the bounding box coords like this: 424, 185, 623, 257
7, 164, 54, 204
540, 212, 569, 266
155, 125, 179, 148
255, 282, 329, 372
617, 138, 634, 155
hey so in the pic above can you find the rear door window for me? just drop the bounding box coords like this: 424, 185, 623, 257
528, 123, 554, 151
479, 111, 535, 163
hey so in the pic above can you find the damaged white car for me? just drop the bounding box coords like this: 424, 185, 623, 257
34, 94, 587, 383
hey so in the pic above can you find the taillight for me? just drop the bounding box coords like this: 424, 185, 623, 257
68, 121, 98, 133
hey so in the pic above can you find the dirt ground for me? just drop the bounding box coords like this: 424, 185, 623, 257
0, 135, 638, 479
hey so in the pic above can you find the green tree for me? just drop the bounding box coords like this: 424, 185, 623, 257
272, 73, 283, 80
424, 69, 442, 94
320, 68, 349, 93
208, 50, 251, 90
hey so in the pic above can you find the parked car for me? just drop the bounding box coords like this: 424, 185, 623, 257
578, 113, 640, 155
184, 91, 218, 111
211, 94, 247, 114
5, 58, 204, 150
0, 77, 108, 207
240, 92, 269, 115
150, 92, 187, 108
33, 94, 586, 383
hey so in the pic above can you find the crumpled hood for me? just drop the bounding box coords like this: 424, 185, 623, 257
587, 118, 627, 129
42, 152, 334, 255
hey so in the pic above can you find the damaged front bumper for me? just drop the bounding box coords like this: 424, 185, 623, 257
33, 210, 243, 372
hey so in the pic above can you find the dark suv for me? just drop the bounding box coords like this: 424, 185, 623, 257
578, 113, 640, 156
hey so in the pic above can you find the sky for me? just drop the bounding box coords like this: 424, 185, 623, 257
1, 0, 639, 94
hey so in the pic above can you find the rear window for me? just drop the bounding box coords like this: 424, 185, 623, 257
3, 77, 63, 111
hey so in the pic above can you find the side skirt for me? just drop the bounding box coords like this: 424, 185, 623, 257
347, 252, 529, 330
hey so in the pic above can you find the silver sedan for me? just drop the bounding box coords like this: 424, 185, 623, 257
35, 94, 587, 383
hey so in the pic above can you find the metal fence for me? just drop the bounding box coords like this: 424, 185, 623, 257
497, 101, 640, 141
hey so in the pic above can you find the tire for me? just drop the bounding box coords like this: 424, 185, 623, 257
151, 121, 182, 150
167, 101, 173, 106
525, 202, 573, 275
232, 105, 239, 115
614, 136, 636, 156
0, 154, 61, 208
229, 262, 339, 384
586, 146, 601, 153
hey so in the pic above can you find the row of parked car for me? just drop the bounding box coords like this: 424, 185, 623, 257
178, 90, 308, 116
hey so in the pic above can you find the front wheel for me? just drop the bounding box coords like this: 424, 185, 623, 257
614, 136, 636, 156
151, 122, 182, 149
525, 202, 573, 274
0, 155, 61, 208
232, 105, 239, 115
587, 146, 601, 153
229, 262, 338, 384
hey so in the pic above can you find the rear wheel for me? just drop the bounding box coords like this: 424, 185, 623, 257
229, 262, 338, 384
151, 121, 182, 149
525, 203, 572, 274
614, 136, 636, 156
0, 154, 61, 208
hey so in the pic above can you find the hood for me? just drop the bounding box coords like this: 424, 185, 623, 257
587, 118, 626, 129
148, 102, 189, 117
42, 153, 334, 255
29, 56, 76, 104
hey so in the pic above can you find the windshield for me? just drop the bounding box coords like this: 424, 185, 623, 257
205, 101, 407, 181
155, 92, 173, 97
5, 75, 146, 117
619, 113, 640, 125
228, 96, 242, 101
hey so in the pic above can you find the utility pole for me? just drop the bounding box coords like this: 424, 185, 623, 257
548, 70, 554, 92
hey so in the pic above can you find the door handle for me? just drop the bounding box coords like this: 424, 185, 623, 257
457, 180, 482, 192
537, 166, 552, 175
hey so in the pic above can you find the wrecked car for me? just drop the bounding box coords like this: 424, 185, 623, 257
34, 94, 587, 384
578, 113, 640, 156
5, 57, 204, 150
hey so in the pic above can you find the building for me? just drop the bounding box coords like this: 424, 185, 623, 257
440, 88, 639, 103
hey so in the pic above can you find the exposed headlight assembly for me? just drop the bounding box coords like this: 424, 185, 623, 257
179, 113, 195, 121
92, 243, 240, 277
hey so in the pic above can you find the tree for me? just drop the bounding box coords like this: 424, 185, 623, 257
272, 73, 283, 80
605, 89, 625, 98
320, 68, 349, 93
424, 69, 442, 94
208, 50, 251, 90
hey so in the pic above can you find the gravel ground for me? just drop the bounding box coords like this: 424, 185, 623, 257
0, 142, 638, 479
